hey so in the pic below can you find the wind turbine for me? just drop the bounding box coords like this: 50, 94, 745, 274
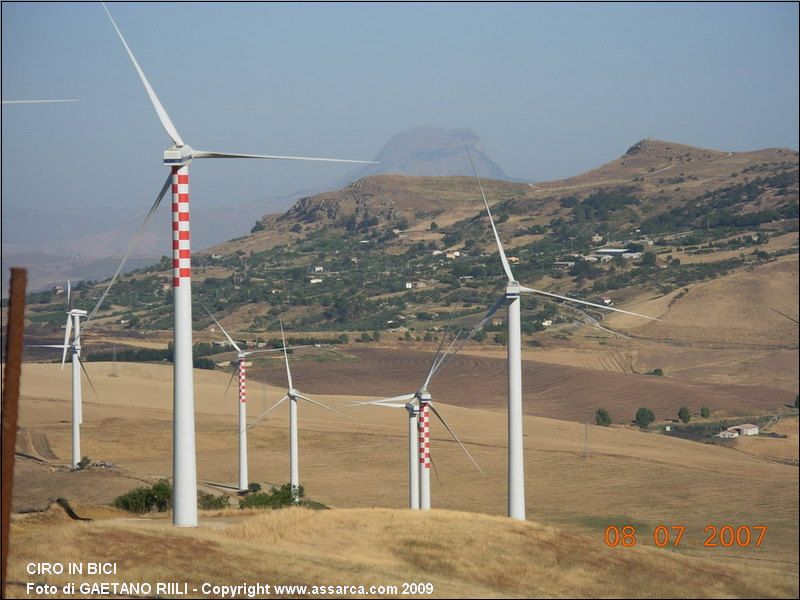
99, 4, 377, 527
201, 304, 308, 493
466, 150, 658, 520
246, 319, 347, 502
353, 333, 483, 510
28, 282, 97, 468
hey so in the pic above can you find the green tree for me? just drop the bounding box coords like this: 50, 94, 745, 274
404, 330, 412, 341
430, 221, 439, 231
337, 333, 349, 344
641, 252, 657, 268
635, 407, 655, 429
678, 406, 691, 424
290, 223, 302, 233
372, 331, 381, 342
595, 408, 612, 427
700, 406, 710, 419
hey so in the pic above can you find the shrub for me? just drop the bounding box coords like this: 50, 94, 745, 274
239, 483, 304, 510
635, 407, 655, 429
76, 456, 91, 470
112, 479, 173, 514
645, 368, 664, 376
700, 406, 711, 418
113, 486, 156, 514
595, 408, 612, 427
248, 482, 262, 493
678, 406, 691, 423
198, 492, 230, 510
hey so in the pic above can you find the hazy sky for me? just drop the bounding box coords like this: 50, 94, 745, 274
3, 2, 798, 218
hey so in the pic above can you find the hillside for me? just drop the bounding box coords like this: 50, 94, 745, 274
8, 361, 799, 597
17, 139, 795, 339
7, 506, 796, 599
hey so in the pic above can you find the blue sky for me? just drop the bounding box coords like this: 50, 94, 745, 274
2, 2, 798, 225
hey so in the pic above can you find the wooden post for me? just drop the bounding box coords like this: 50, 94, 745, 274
2, 268, 27, 598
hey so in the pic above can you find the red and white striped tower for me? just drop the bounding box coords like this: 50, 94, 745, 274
417, 391, 432, 509
171, 164, 198, 527
238, 356, 248, 492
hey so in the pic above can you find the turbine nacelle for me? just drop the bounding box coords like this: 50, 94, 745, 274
288, 388, 300, 399
416, 390, 432, 403
164, 144, 193, 167
506, 280, 521, 298
69, 309, 88, 317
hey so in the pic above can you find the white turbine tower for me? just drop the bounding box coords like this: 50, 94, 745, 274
99, 4, 376, 527
246, 319, 347, 502
466, 151, 658, 520
354, 333, 483, 510
201, 304, 308, 492
29, 282, 98, 469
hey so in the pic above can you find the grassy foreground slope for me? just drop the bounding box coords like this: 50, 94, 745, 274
8, 505, 797, 599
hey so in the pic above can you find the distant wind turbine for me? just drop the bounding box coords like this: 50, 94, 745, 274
201, 304, 309, 492
97, 3, 377, 527
246, 318, 348, 502
466, 149, 658, 520
28, 282, 99, 468
353, 332, 483, 510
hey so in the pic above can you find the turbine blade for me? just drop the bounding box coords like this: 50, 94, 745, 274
279, 317, 293, 390
28, 344, 69, 349
431, 295, 506, 372
295, 393, 351, 420
87, 173, 172, 323
79, 359, 101, 403
428, 403, 484, 475
192, 150, 377, 164
427, 330, 464, 384
66, 280, 71, 310
420, 334, 448, 391
349, 393, 416, 407
242, 344, 314, 357
101, 2, 184, 145
199, 302, 241, 352
2, 99, 78, 104
222, 368, 237, 402
769, 307, 799, 324
467, 149, 514, 282
61, 315, 72, 370
519, 286, 660, 321
245, 395, 288, 432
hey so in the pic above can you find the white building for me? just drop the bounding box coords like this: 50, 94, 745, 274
719, 430, 739, 439
310, 278, 323, 284
313, 266, 324, 273
729, 424, 759, 436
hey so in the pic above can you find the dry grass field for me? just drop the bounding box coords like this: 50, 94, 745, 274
6, 505, 798, 599
7, 361, 799, 597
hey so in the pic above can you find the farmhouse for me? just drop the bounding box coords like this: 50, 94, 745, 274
596, 248, 629, 256
309, 278, 323, 284
718, 430, 739, 439
313, 266, 324, 273
728, 423, 759, 436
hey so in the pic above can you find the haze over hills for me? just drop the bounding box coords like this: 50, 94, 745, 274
342, 125, 511, 181
3, 126, 511, 293
23, 137, 797, 356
